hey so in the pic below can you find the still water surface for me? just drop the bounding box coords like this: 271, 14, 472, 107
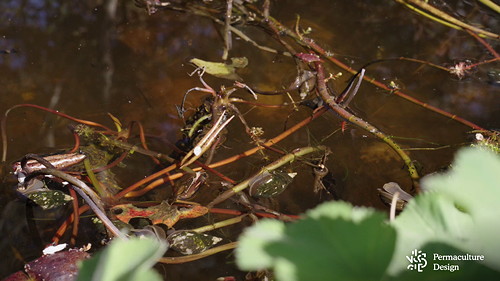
0, 0, 498, 279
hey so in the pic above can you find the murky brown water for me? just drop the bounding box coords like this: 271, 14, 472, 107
1, 0, 499, 279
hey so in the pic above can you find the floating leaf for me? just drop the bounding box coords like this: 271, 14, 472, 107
77, 237, 167, 281
111, 202, 208, 228
27, 190, 72, 210
167, 231, 222, 255
189, 57, 248, 80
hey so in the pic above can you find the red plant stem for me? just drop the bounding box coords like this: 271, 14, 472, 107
69, 132, 81, 153
315, 42, 484, 130
394, 57, 450, 71
124, 173, 181, 198
92, 151, 128, 173
195, 160, 237, 185
52, 205, 90, 244
261, 143, 287, 155
468, 58, 500, 69
265, 17, 485, 131
6, 104, 112, 131
68, 188, 80, 246
2, 103, 113, 161
465, 29, 500, 59
115, 164, 178, 199
133, 121, 161, 165
124, 159, 236, 198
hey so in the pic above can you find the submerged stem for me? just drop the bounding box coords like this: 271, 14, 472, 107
190, 214, 247, 233
314, 62, 420, 191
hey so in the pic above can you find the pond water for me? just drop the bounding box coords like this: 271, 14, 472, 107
0, 0, 498, 279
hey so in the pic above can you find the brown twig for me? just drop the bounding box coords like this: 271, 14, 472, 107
222, 0, 233, 60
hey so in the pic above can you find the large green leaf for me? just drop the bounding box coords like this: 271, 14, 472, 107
236, 148, 500, 280
389, 148, 500, 274
236, 219, 286, 270
236, 201, 396, 281
76, 237, 167, 281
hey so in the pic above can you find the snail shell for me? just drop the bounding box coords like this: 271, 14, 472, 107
249, 171, 297, 198
167, 230, 222, 255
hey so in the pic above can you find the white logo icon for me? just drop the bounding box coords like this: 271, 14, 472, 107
406, 249, 427, 272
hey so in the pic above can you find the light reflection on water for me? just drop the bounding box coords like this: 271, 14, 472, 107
0, 0, 499, 279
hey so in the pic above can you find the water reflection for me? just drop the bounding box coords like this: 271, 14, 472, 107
0, 0, 499, 279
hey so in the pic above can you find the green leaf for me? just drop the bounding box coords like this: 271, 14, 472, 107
236, 219, 286, 270
189, 57, 247, 80
305, 200, 376, 222
236, 201, 396, 281
76, 237, 167, 281
390, 148, 500, 274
